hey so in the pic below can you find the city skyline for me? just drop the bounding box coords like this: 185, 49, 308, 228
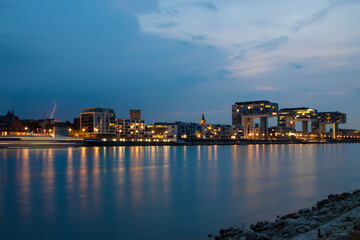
1, 0, 360, 128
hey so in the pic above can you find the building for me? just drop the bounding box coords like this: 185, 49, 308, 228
278, 107, 318, 136
269, 126, 296, 139
129, 110, 141, 120
312, 112, 346, 139
53, 123, 70, 138
147, 115, 243, 140
73, 118, 80, 130
202, 124, 233, 139
338, 129, 360, 139
80, 108, 116, 135
200, 113, 206, 126
232, 100, 278, 138
146, 123, 175, 138
0, 110, 26, 135
115, 110, 145, 138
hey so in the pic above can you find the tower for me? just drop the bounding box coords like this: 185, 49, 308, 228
200, 113, 206, 126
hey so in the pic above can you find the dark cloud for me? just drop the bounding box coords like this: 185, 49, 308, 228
290, 63, 303, 69
197, 2, 218, 11
191, 35, 207, 41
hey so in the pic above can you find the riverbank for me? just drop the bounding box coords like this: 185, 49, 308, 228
1, 135, 359, 148
212, 190, 360, 240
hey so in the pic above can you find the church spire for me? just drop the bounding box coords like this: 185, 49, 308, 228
200, 113, 206, 125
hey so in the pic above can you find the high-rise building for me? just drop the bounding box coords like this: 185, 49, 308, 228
80, 108, 115, 134
232, 100, 278, 138
312, 111, 346, 139
278, 107, 318, 136
115, 109, 145, 138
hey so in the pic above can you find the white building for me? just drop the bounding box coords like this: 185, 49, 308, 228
115, 109, 145, 138
115, 119, 145, 138
80, 108, 116, 134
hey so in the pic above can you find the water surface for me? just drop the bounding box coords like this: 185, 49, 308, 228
0, 144, 360, 239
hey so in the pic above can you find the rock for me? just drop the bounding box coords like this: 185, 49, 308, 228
298, 208, 311, 214
310, 221, 319, 228
256, 233, 270, 240
296, 226, 307, 234
352, 190, 360, 195
317, 199, 331, 209
334, 232, 351, 240
285, 218, 299, 225
328, 194, 341, 202
296, 216, 309, 225
339, 200, 349, 209
340, 192, 351, 199
243, 231, 257, 240
281, 212, 300, 219
281, 224, 297, 236
318, 207, 330, 215
208, 234, 213, 238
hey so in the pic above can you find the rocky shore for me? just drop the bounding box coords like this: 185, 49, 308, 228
212, 190, 360, 240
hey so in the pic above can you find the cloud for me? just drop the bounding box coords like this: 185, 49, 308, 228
253, 86, 279, 91
157, 21, 178, 28
169, 110, 228, 114
329, 91, 347, 95
197, 2, 217, 11
290, 63, 303, 69
255, 36, 289, 52
293, 0, 360, 33
137, 1, 360, 77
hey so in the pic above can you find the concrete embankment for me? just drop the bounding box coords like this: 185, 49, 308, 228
212, 190, 360, 240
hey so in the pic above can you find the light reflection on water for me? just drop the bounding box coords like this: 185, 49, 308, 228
0, 144, 360, 240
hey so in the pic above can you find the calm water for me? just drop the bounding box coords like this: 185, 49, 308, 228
1, 144, 360, 240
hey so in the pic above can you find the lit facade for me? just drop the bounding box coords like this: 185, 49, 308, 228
312, 112, 346, 139
115, 119, 145, 138
115, 110, 145, 138
147, 119, 242, 140
232, 100, 278, 138
278, 107, 317, 136
338, 129, 360, 139
80, 108, 115, 134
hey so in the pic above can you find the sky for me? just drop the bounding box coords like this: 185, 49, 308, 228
1, 0, 360, 128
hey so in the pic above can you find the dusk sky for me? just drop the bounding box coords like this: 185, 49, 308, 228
1, 0, 360, 128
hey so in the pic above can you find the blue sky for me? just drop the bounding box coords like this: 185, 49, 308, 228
1, 0, 360, 128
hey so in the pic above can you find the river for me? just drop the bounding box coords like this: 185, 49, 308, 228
0, 144, 359, 239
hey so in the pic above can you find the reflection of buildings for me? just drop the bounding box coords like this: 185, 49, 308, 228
278, 107, 317, 136
80, 108, 116, 134
232, 100, 278, 138
115, 110, 145, 138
